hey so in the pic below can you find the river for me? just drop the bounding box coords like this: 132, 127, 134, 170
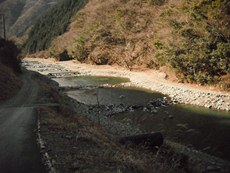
54, 75, 230, 161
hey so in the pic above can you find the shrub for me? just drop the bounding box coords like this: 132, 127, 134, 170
154, 41, 164, 49
72, 36, 88, 61
115, 9, 122, 22
0, 39, 21, 73
170, 20, 184, 30
166, 0, 230, 86
180, 28, 200, 39
148, 0, 168, 6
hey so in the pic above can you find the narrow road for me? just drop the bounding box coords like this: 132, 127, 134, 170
0, 70, 47, 173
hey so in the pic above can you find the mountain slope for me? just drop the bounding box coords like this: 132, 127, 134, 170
0, 0, 59, 37
0, 39, 22, 102
25, 0, 87, 52
0, 0, 6, 3
26, 0, 230, 89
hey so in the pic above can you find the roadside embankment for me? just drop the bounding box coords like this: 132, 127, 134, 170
0, 63, 22, 102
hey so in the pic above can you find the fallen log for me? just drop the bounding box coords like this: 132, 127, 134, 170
119, 132, 164, 149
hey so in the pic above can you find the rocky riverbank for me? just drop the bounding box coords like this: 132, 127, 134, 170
24, 58, 230, 111
122, 82, 230, 111
33, 70, 230, 173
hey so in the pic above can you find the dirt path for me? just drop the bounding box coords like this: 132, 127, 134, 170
0, 70, 46, 173
24, 58, 230, 111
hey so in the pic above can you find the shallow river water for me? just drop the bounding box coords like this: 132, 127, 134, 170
58, 76, 230, 161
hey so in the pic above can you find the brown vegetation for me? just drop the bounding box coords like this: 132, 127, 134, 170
0, 39, 22, 102
39, 0, 229, 89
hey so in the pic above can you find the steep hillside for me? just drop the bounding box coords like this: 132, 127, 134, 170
0, 39, 22, 102
26, 0, 230, 89
0, 0, 58, 37
25, 0, 87, 52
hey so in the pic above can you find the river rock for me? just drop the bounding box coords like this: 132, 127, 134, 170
70, 162, 81, 171
168, 115, 174, 119
119, 132, 164, 149
119, 95, 125, 99
206, 165, 221, 172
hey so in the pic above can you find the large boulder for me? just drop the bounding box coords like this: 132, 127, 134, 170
119, 132, 164, 149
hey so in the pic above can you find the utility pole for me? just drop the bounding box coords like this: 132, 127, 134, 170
0, 14, 6, 39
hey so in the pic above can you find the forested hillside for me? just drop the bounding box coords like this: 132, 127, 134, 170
25, 0, 230, 90
25, 0, 87, 52
0, 0, 58, 37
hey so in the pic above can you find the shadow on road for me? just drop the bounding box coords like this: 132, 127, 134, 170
0, 70, 47, 173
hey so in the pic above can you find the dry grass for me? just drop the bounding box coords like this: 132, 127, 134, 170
39, 106, 191, 173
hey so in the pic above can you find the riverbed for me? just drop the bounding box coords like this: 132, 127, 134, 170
22, 60, 230, 163
53, 75, 230, 161
24, 58, 230, 111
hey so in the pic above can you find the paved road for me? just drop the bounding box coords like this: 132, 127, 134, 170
0, 70, 47, 173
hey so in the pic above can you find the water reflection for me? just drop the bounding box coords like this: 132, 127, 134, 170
62, 76, 230, 161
